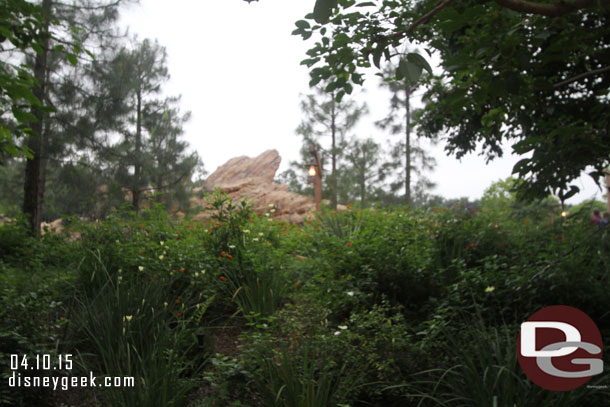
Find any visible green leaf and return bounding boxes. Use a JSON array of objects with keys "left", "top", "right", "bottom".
[
  {"left": 313, "top": 0, "right": 338, "bottom": 24},
  {"left": 406, "top": 52, "right": 433, "bottom": 74},
  {"left": 66, "top": 53, "right": 77, "bottom": 66},
  {"left": 295, "top": 20, "right": 311, "bottom": 29},
  {"left": 372, "top": 49, "right": 382, "bottom": 69},
  {"left": 398, "top": 58, "right": 422, "bottom": 83},
  {"left": 334, "top": 33, "right": 350, "bottom": 46},
  {"left": 11, "top": 107, "right": 37, "bottom": 124}
]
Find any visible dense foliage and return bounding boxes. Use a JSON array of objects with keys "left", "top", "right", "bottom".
[
  {"left": 1, "top": 190, "right": 609, "bottom": 406},
  {"left": 294, "top": 0, "right": 610, "bottom": 200}
]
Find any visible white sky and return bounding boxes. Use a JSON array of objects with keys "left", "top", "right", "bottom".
[{"left": 120, "top": 0, "right": 604, "bottom": 204}]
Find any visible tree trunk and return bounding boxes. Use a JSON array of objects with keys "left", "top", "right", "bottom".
[
  {"left": 330, "top": 97, "right": 337, "bottom": 210},
  {"left": 360, "top": 149, "right": 366, "bottom": 207},
  {"left": 606, "top": 169, "right": 610, "bottom": 214},
  {"left": 132, "top": 88, "right": 142, "bottom": 213},
  {"left": 23, "top": 0, "right": 52, "bottom": 236},
  {"left": 405, "top": 84, "right": 411, "bottom": 206}
]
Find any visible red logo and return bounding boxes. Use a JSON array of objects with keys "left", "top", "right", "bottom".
[{"left": 517, "top": 305, "right": 603, "bottom": 391}]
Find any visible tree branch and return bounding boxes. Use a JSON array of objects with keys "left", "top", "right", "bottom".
[
  {"left": 407, "top": 0, "right": 455, "bottom": 35},
  {"left": 493, "top": 0, "right": 608, "bottom": 17},
  {"left": 553, "top": 65, "right": 610, "bottom": 88}
]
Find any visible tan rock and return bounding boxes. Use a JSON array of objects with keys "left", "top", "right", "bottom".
[
  {"left": 204, "top": 149, "right": 281, "bottom": 189},
  {"left": 195, "top": 149, "right": 327, "bottom": 223}
]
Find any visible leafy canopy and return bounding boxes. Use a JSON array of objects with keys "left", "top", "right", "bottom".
[{"left": 291, "top": 0, "right": 610, "bottom": 201}]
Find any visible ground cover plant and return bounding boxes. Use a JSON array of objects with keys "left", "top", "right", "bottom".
[{"left": 1, "top": 192, "right": 609, "bottom": 406}]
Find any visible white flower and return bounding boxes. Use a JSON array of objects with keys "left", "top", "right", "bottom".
[
  {"left": 194, "top": 272, "right": 199, "bottom": 277},
  {"left": 338, "top": 325, "right": 348, "bottom": 330},
  {"left": 163, "top": 302, "right": 168, "bottom": 308},
  {"left": 268, "top": 203, "right": 274, "bottom": 208},
  {"left": 123, "top": 315, "right": 133, "bottom": 323},
  {"left": 259, "top": 232, "right": 264, "bottom": 236},
  {"left": 115, "top": 240, "right": 120, "bottom": 244},
  {"left": 201, "top": 269, "right": 206, "bottom": 275},
  {"left": 270, "top": 208, "right": 276, "bottom": 213},
  {"left": 160, "top": 241, "right": 164, "bottom": 246},
  {"left": 265, "top": 213, "right": 270, "bottom": 217},
  {"left": 253, "top": 238, "right": 259, "bottom": 242},
  {"left": 347, "top": 291, "right": 355, "bottom": 297},
  {"left": 138, "top": 266, "right": 144, "bottom": 272},
  {"left": 485, "top": 286, "right": 495, "bottom": 293},
  {"left": 334, "top": 331, "right": 341, "bottom": 336},
  {"left": 267, "top": 218, "right": 272, "bottom": 222},
  {"left": 243, "top": 229, "right": 250, "bottom": 234},
  {"left": 159, "top": 255, "right": 164, "bottom": 260},
  {"left": 228, "top": 244, "right": 236, "bottom": 249}
]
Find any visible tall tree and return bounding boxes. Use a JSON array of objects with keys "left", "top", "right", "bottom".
[
  {"left": 295, "top": 86, "right": 367, "bottom": 209},
  {"left": 376, "top": 60, "right": 436, "bottom": 205},
  {"left": 94, "top": 39, "right": 200, "bottom": 214},
  {"left": 144, "top": 98, "right": 203, "bottom": 212},
  {"left": 23, "top": 0, "right": 52, "bottom": 236},
  {"left": 17, "top": 0, "right": 126, "bottom": 235},
  {"left": 295, "top": 0, "right": 610, "bottom": 201},
  {"left": 341, "top": 137, "right": 389, "bottom": 207}
]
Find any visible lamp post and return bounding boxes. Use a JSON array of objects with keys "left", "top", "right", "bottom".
[{"left": 308, "top": 145, "right": 322, "bottom": 210}]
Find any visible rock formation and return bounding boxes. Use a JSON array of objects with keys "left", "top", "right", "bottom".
[{"left": 195, "top": 149, "right": 319, "bottom": 223}]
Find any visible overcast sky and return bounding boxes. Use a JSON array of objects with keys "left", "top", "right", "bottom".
[{"left": 119, "top": 0, "right": 603, "bottom": 204}]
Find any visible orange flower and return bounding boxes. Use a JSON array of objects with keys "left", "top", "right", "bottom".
[
  {"left": 179, "top": 268, "right": 184, "bottom": 273},
  {"left": 434, "top": 208, "right": 439, "bottom": 213},
  {"left": 228, "top": 254, "right": 233, "bottom": 259},
  {"left": 221, "top": 251, "right": 226, "bottom": 256},
  {"left": 146, "top": 234, "right": 151, "bottom": 238},
  {"left": 176, "top": 311, "right": 182, "bottom": 318},
  {"left": 220, "top": 276, "right": 227, "bottom": 281},
  {"left": 346, "top": 242, "right": 352, "bottom": 246}
]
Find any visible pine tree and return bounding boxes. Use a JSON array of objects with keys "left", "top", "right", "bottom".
[
  {"left": 19, "top": 0, "right": 127, "bottom": 235},
  {"left": 92, "top": 39, "right": 201, "bottom": 214},
  {"left": 294, "top": 86, "right": 367, "bottom": 209},
  {"left": 341, "top": 138, "right": 390, "bottom": 207},
  {"left": 376, "top": 60, "right": 436, "bottom": 206}
]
